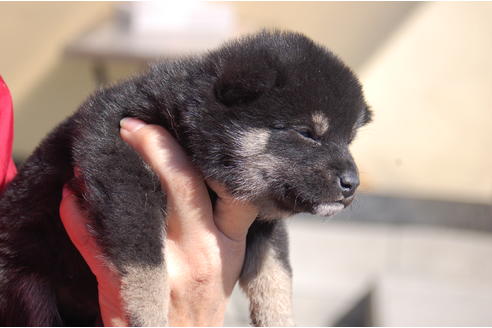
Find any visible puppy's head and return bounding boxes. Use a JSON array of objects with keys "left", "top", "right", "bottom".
[{"left": 192, "top": 30, "right": 371, "bottom": 219}]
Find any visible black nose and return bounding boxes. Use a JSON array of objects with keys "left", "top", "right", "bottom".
[{"left": 337, "top": 171, "right": 359, "bottom": 198}]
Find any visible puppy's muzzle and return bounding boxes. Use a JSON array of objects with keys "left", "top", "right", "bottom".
[
  {"left": 313, "top": 168, "right": 359, "bottom": 217},
  {"left": 337, "top": 169, "right": 359, "bottom": 198}
]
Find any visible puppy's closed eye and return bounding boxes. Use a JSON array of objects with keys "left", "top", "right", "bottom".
[
  {"left": 271, "top": 125, "right": 318, "bottom": 143},
  {"left": 293, "top": 128, "right": 317, "bottom": 142}
]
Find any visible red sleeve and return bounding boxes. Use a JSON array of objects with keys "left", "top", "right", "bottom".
[{"left": 0, "top": 76, "right": 17, "bottom": 192}]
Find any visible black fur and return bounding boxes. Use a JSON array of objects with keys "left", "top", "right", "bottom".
[{"left": 0, "top": 30, "right": 371, "bottom": 325}]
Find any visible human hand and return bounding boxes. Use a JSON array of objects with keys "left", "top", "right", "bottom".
[{"left": 59, "top": 118, "right": 258, "bottom": 326}]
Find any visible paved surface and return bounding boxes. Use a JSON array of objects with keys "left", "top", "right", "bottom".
[{"left": 225, "top": 213, "right": 492, "bottom": 326}]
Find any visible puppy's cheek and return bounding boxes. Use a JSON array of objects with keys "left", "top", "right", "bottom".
[
  {"left": 233, "top": 154, "right": 283, "bottom": 200},
  {"left": 229, "top": 127, "right": 278, "bottom": 198}
]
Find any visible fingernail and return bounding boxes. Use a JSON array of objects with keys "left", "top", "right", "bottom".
[{"left": 120, "top": 117, "right": 145, "bottom": 132}]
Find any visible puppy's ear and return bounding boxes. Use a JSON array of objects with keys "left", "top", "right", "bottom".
[{"left": 214, "top": 52, "right": 282, "bottom": 107}]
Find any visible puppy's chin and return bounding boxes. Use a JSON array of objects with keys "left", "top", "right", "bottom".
[
  {"left": 257, "top": 202, "right": 345, "bottom": 220},
  {"left": 257, "top": 201, "right": 294, "bottom": 220},
  {"left": 253, "top": 193, "right": 355, "bottom": 220},
  {"left": 312, "top": 202, "right": 345, "bottom": 217}
]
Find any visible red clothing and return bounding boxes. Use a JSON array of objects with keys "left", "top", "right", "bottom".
[{"left": 0, "top": 76, "right": 17, "bottom": 192}]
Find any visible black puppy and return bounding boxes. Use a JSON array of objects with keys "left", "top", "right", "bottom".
[{"left": 0, "top": 30, "right": 371, "bottom": 326}]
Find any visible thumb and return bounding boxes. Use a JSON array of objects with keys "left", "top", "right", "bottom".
[{"left": 207, "top": 180, "right": 258, "bottom": 242}]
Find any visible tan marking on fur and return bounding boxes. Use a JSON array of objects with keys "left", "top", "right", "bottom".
[
  {"left": 120, "top": 264, "right": 169, "bottom": 326},
  {"left": 312, "top": 111, "right": 330, "bottom": 135},
  {"left": 239, "top": 128, "right": 271, "bottom": 157},
  {"left": 232, "top": 128, "right": 284, "bottom": 200},
  {"left": 240, "top": 247, "right": 294, "bottom": 326},
  {"left": 315, "top": 202, "right": 344, "bottom": 217}
]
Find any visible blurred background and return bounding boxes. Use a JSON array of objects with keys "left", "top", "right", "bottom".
[{"left": 1, "top": 1, "right": 491, "bottom": 326}]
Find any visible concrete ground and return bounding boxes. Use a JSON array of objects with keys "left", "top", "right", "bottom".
[{"left": 225, "top": 211, "right": 492, "bottom": 326}]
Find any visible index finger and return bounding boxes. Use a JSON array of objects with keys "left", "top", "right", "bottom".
[{"left": 207, "top": 180, "right": 258, "bottom": 242}]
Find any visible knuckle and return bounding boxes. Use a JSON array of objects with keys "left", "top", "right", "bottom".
[
  {"left": 188, "top": 241, "right": 222, "bottom": 285},
  {"left": 190, "top": 269, "right": 214, "bottom": 285}
]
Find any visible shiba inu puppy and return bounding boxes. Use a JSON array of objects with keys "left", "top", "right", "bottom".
[{"left": 0, "top": 30, "right": 371, "bottom": 326}]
